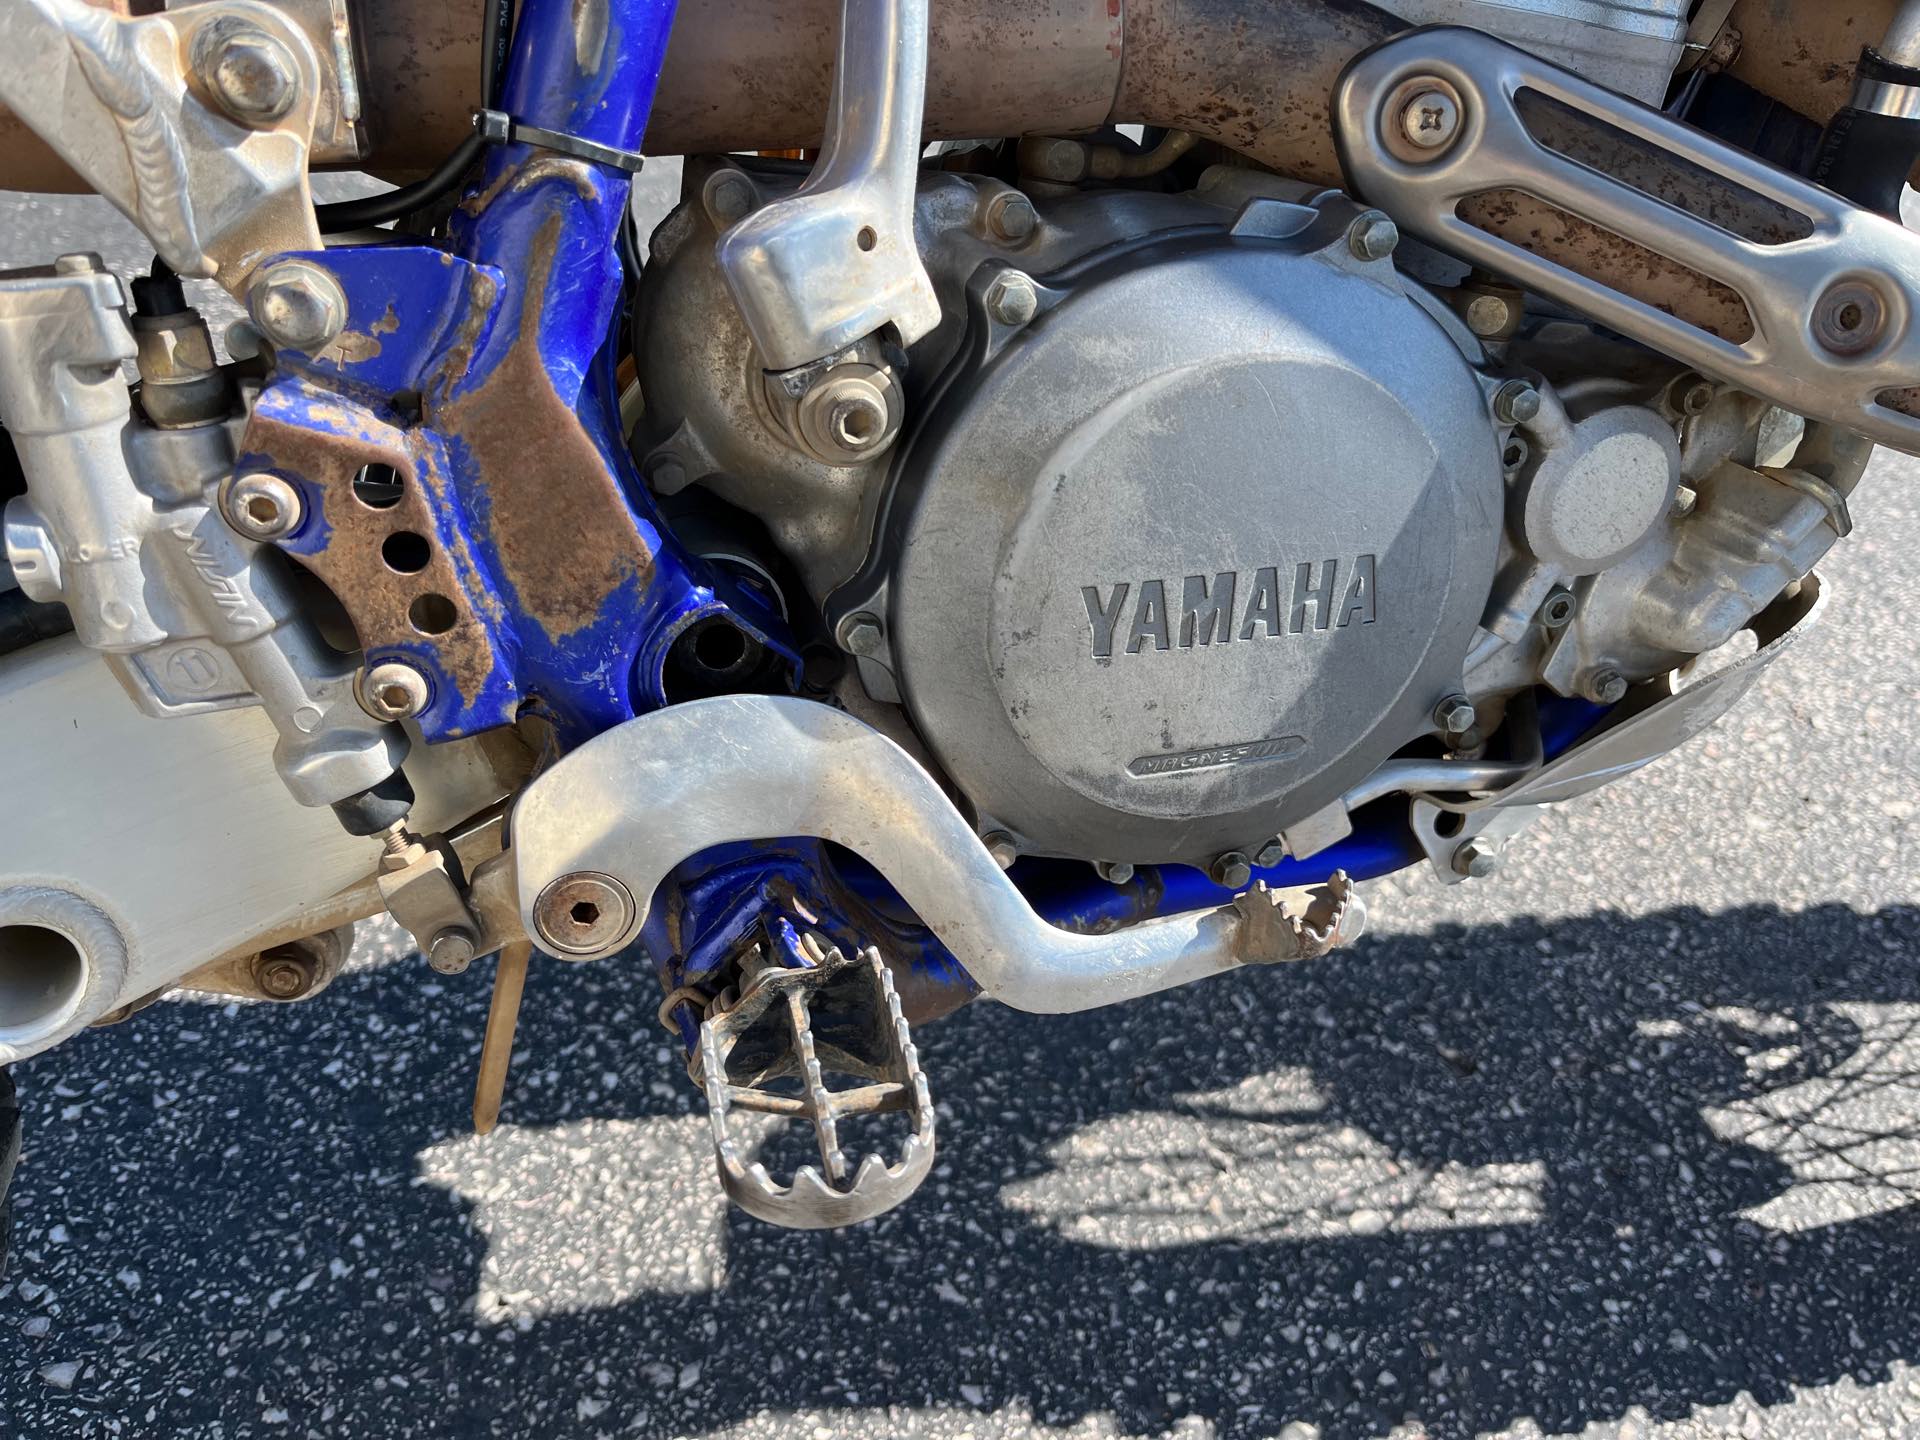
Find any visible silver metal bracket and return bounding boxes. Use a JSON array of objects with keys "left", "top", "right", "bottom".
[
  {"left": 713, "top": 0, "right": 941, "bottom": 370},
  {"left": 1334, "top": 26, "right": 1920, "bottom": 454},
  {"left": 692, "top": 923, "right": 935, "bottom": 1229}
]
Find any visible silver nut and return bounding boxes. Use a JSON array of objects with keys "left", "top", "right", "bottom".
[
  {"left": 1452, "top": 837, "right": 1502, "bottom": 880},
  {"left": 1401, "top": 88, "right": 1461, "bottom": 152},
  {"left": 1585, "top": 669, "right": 1629, "bottom": 705},
  {"left": 224, "top": 471, "right": 303, "bottom": 541},
  {"left": 1252, "top": 839, "right": 1287, "bottom": 869},
  {"left": 981, "top": 830, "right": 1018, "bottom": 869},
  {"left": 532, "top": 872, "right": 636, "bottom": 955},
  {"left": 204, "top": 28, "right": 298, "bottom": 124},
  {"left": 1094, "top": 860, "right": 1135, "bottom": 886},
  {"left": 984, "top": 270, "right": 1039, "bottom": 327},
  {"left": 427, "top": 927, "right": 477, "bottom": 975},
  {"left": 1347, "top": 211, "right": 1399, "bottom": 262},
  {"left": 358, "top": 661, "right": 431, "bottom": 721},
  {"left": 1209, "top": 852, "right": 1253, "bottom": 890},
  {"left": 1434, "top": 694, "right": 1477, "bottom": 735},
  {"left": 249, "top": 261, "right": 346, "bottom": 353},
  {"left": 1464, "top": 293, "right": 1514, "bottom": 338},
  {"left": 1539, "top": 587, "right": 1577, "bottom": 630},
  {"left": 1493, "top": 379, "right": 1542, "bottom": 426},
  {"left": 985, "top": 190, "right": 1038, "bottom": 244}
]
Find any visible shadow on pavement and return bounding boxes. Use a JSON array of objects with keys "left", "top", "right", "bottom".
[{"left": 3, "top": 900, "right": 1919, "bottom": 1438}]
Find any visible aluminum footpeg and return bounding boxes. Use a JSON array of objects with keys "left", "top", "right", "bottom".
[
  {"left": 713, "top": 0, "right": 940, "bottom": 369},
  {"left": 692, "top": 922, "right": 935, "bottom": 1229},
  {"left": 1334, "top": 27, "right": 1920, "bottom": 454}
]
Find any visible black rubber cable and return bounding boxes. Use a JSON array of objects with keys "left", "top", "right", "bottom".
[{"left": 313, "top": 0, "right": 510, "bottom": 234}]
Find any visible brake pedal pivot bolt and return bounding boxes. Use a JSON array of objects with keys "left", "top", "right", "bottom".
[
  {"left": 1400, "top": 88, "right": 1461, "bottom": 151},
  {"left": 358, "top": 661, "right": 431, "bottom": 721},
  {"left": 1493, "top": 379, "right": 1541, "bottom": 425},
  {"left": 984, "top": 270, "right": 1039, "bottom": 326},
  {"left": 1210, "top": 852, "right": 1253, "bottom": 890},
  {"left": 1452, "top": 837, "right": 1502, "bottom": 879},
  {"left": 1348, "top": 210, "right": 1399, "bottom": 261}
]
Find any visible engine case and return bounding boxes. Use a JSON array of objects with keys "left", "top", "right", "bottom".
[{"left": 841, "top": 196, "right": 1504, "bottom": 864}]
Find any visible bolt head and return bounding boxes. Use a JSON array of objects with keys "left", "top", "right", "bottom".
[
  {"left": 981, "top": 830, "right": 1018, "bottom": 869},
  {"left": 986, "top": 191, "right": 1038, "bottom": 244},
  {"left": 1094, "top": 860, "right": 1135, "bottom": 886},
  {"left": 1670, "top": 484, "right": 1699, "bottom": 519},
  {"left": 1464, "top": 293, "right": 1514, "bottom": 338},
  {"left": 254, "top": 956, "right": 309, "bottom": 999},
  {"left": 1252, "top": 839, "right": 1287, "bottom": 869},
  {"left": 1401, "top": 89, "right": 1461, "bottom": 151},
  {"left": 1493, "top": 379, "right": 1541, "bottom": 425},
  {"left": 1210, "top": 852, "right": 1253, "bottom": 890},
  {"left": 206, "top": 30, "right": 298, "bottom": 124},
  {"left": 358, "top": 661, "right": 431, "bottom": 721},
  {"left": 1452, "top": 838, "right": 1502, "bottom": 880},
  {"left": 827, "top": 393, "right": 888, "bottom": 453},
  {"left": 1540, "top": 588, "right": 1577, "bottom": 630},
  {"left": 532, "top": 872, "right": 636, "bottom": 955},
  {"left": 1812, "top": 280, "right": 1887, "bottom": 356},
  {"left": 1586, "top": 669, "right": 1629, "bottom": 705},
  {"left": 53, "top": 252, "right": 102, "bottom": 277},
  {"left": 1434, "top": 694, "right": 1477, "bottom": 735},
  {"left": 427, "top": 927, "right": 477, "bottom": 975},
  {"left": 984, "top": 270, "right": 1039, "bottom": 326},
  {"left": 839, "top": 613, "right": 884, "bottom": 658},
  {"left": 706, "top": 172, "right": 756, "bottom": 225},
  {"left": 249, "top": 261, "right": 346, "bottom": 353},
  {"left": 224, "top": 471, "right": 303, "bottom": 541},
  {"left": 1348, "top": 212, "right": 1399, "bottom": 262}
]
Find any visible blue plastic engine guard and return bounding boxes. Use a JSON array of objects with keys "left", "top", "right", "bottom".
[{"left": 237, "top": 0, "right": 1611, "bottom": 1029}]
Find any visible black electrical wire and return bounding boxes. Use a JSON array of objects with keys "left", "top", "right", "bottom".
[{"left": 314, "top": 0, "right": 511, "bottom": 234}]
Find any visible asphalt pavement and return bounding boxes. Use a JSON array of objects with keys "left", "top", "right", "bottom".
[{"left": 2, "top": 184, "right": 1919, "bottom": 1440}]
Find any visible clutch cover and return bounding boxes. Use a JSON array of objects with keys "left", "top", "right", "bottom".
[{"left": 879, "top": 222, "right": 1502, "bottom": 865}]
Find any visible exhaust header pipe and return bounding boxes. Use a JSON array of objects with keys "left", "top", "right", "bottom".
[{"left": 510, "top": 695, "right": 1365, "bottom": 1014}]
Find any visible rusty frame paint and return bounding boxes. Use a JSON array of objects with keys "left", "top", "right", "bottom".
[{"left": 237, "top": 0, "right": 797, "bottom": 742}]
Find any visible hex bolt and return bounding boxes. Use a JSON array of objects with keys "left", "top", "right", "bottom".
[
  {"left": 1094, "top": 860, "right": 1135, "bottom": 886},
  {"left": 981, "top": 830, "right": 1018, "bottom": 869},
  {"left": 839, "top": 612, "right": 884, "bottom": 658},
  {"left": 1209, "top": 852, "right": 1253, "bottom": 890},
  {"left": 985, "top": 191, "right": 1038, "bottom": 244},
  {"left": 248, "top": 260, "right": 346, "bottom": 353},
  {"left": 984, "top": 270, "right": 1039, "bottom": 326},
  {"left": 53, "top": 252, "right": 102, "bottom": 277},
  {"left": 223, "top": 471, "right": 303, "bottom": 541},
  {"left": 252, "top": 951, "right": 312, "bottom": 1000},
  {"left": 532, "top": 872, "right": 636, "bottom": 955},
  {"left": 1434, "top": 693, "right": 1477, "bottom": 735},
  {"left": 1400, "top": 88, "right": 1462, "bottom": 152},
  {"left": 1347, "top": 211, "right": 1399, "bottom": 262},
  {"left": 1252, "top": 839, "right": 1287, "bottom": 869},
  {"left": 1492, "top": 379, "right": 1542, "bottom": 426},
  {"left": 1464, "top": 293, "right": 1515, "bottom": 338},
  {"left": 706, "top": 172, "right": 755, "bottom": 225},
  {"left": 1452, "top": 837, "right": 1502, "bottom": 880},
  {"left": 1670, "top": 484, "right": 1699, "bottom": 519},
  {"left": 203, "top": 27, "right": 299, "bottom": 125},
  {"left": 1539, "top": 588, "right": 1578, "bottom": 630},
  {"left": 427, "top": 927, "right": 477, "bottom": 975},
  {"left": 1585, "top": 669, "right": 1630, "bottom": 705},
  {"left": 358, "top": 661, "right": 431, "bottom": 721}
]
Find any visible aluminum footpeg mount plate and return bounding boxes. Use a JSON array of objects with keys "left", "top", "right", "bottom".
[
  {"left": 713, "top": 0, "right": 941, "bottom": 369},
  {"left": 692, "top": 920, "right": 935, "bottom": 1229},
  {"left": 1334, "top": 26, "right": 1920, "bottom": 455}
]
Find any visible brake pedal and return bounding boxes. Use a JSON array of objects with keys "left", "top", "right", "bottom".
[{"left": 692, "top": 919, "right": 935, "bottom": 1228}]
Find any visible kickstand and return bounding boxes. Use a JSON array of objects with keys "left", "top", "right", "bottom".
[{"left": 472, "top": 941, "right": 533, "bottom": 1135}]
